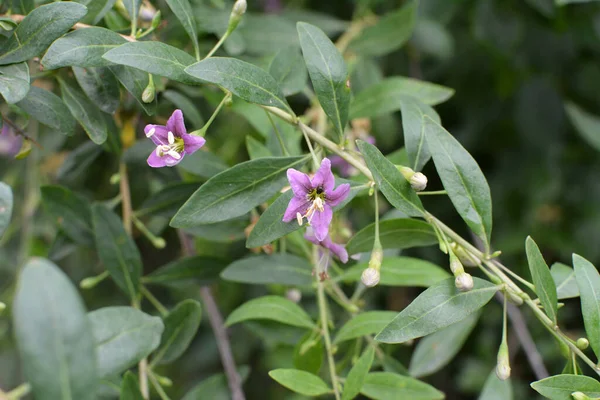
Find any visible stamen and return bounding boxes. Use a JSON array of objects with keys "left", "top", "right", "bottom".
[
  {"left": 296, "top": 212, "right": 303, "bottom": 226},
  {"left": 167, "top": 150, "right": 181, "bottom": 160},
  {"left": 314, "top": 197, "right": 324, "bottom": 212},
  {"left": 146, "top": 127, "right": 155, "bottom": 138},
  {"left": 168, "top": 131, "right": 175, "bottom": 145},
  {"left": 155, "top": 146, "right": 163, "bottom": 156}
]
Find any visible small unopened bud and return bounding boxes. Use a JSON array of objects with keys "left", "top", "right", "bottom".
[
  {"left": 496, "top": 342, "right": 511, "bottom": 380},
  {"left": 361, "top": 267, "right": 380, "bottom": 287},
  {"left": 150, "top": 10, "right": 162, "bottom": 28},
  {"left": 14, "top": 139, "right": 32, "bottom": 159},
  {"left": 368, "top": 245, "right": 383, "bottom": 271},
  {"left": 577, "top": 338, "right": 590, "bottom": 350},
  {"left": 410, "top": 172, "right": 427, "bottom": 191},
  {"left": 571, "top": 392, "right": 592, "bottom": 400},
  {"left": 80, "top": 271, "right": 109, "bottom": 289},
  {"left": 156, "top": 374, "right": 173, "bottom": 387},
  {"left": 228, "top": 0, "right": 247, "bottom": 32},
  {"left": 455, "top": 272, "right": 473, "bottom": 292},
  {"left": 0, "top": 21, "right": 14, "bottom": 31},
  {"left": 142, "top": 82, "right": 155, "bottom": 103},
  {"left": 451, "top": 243, "right": 479, "bottom": 267},
  {"left": 449, "top": 253, "right": 465, "bottom": 275},
  {"left": 286, "top": 288, "right": 302, "bottom": 303}
]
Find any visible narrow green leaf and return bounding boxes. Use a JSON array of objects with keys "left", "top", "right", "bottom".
[
  {"left": 185, "top": 57, "right": 291, "bottom": 112},
  {"left": 226, "top": 295, "right": 317, "bottom": 329},
  {"left": 120, "top": 371, "right": 144, "bottom": 400},
  {"left": 526, "top": 236, "right": 558, "bottom": 325},
  {"left": 10, "top": 0, "right": 33, "bottom": 14},
  {"left": 16, "top": 86, "right": 76, "bottom": 135},
  {"left": 0, "top": 2, "right": 87, "bottom": 65},
  {"left": 103, "top": 41, "right": 198, "bottom": 84},
  {"left": 177, "top": 150, "right": 229, "bottom": 179},
  {"left": 297, "top": 22, "right": 350, "bottom": 140},
  {"left": 221, "top": 254, "right": 313, "bottom": 286},
  {"left": 165, "top": 0, "right": 200, "bottom": 58},
  {"left": 0, "top": 182, "right": 13, "bottom": 239},
  {"left": 89, "top": 306, "right": 163, "bottom": 377},
  {"left": 551, "top": 262, "right": 579, "bottom": 300},
  {"left": 109, "top": 65, "right": 157, "bottom": 115},
  {"left": 342, "top": 346, "right": 375, "bottom": 400},
  {"left": 293, "top": 332, "right": 323, "bottom": 374},
  {"left": 357, "top": 140, "right": 425, "bottom": 217},
  {"left": 573, "top": 254, "right": 600, "bottom": 360},
  {"left": 143, "top": 256, "right": 228, "bottom": 286},
  {"left": 269, "top": 46, "right": 308, "bottom": 97},
  {"left": 269, "top": 369, "right": 331, "bottom": 396},
  {"left": 478, "top": 369, "right": 512, "bottom": 400},
  {"left": 409, "top": 312, "right": 480, "bottom": 378},
  {"left": 376, "top": 278, "right": 497, "bottom": 344},
  {"left": 350, "top": 77, "right": 454, "bottom": 119},
  {"left": 338, "top": 257, "right": 451, "bottom": 288},
  {"left": 122, "top": 0, "right": 142, "bottom": 29},
  {"left": 531, "top": 374, "right": 600, "bottom": 400},
  {"left": 0, "top": 62, "right": 29, "bottom": 104},
  {"left": 181, "top": 367, "right": 251, "bottom": 400},
  {"left": 60, "top": 79, "right": 109, "bottom": 144},
  {"left": 184, "top": 217, "right": 248, "bottom": 243},
  {"left": 334, "top": 311, "right": 398, "bottom": 344},
  {"left": 346, "top": 218, "right": 437, "bottom": 254},
  {"left": 42, "top": 27, "right": 126, "bottom": 70},
  {"left": 162, "top": 90, "right": 204, "bottom": 129},
  {"left": 171, "top": 156, "right": 309, "bottom": 226},
  {"left": 13, "top": 258, "right": 97, "bottom": 400},
  {"left": 75, "top": 0, "right": 117, "bottom": 25},
  {"left": 400, "top": 96, "right": 440, "bottom": 171},
  {"left": 565, "top": 101, "right": 600, "bottom": 152},
  {"left": 137, "top": 182, "right": 198, "bottom": 219},
  {"left": 246, "top": 135, "right": 272, "bottom": 159},
  {"left": 92, "top": 205, "right": 142, "bottom": 301},
  {"left": 73, "top": 67, "right": 121, "bottom": 114},
  {"left": 154, "top": 300, "right": 202, "bottom": 365},
  {"left": 361, "top": 372, "right": 444, "bottom": 400},
  {"left": 41, "top": 185, "right": 94, "bottom": 246},
  {"left": 424, "top": 116, "right": 492, "bottom": 253}
]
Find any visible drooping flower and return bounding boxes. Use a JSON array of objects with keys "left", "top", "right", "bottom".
[
  {"left": 304, "top": 227, "right": 348, "bottom": 264},
  {"left": 283, "top": 158, "right": 350, "bottom": 241},
  {"left": 145, "top": 109, "right": 205, "bottom": 168}
]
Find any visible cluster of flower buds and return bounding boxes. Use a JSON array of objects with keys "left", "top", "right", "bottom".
[
  {"left": 449, "top": 252, "right": 474, "bottom": 291},
  {"left": 361, "top": 242, "right": 382, "bottom": 287},
  {"left": 397, "top": 165, "right": 428, "bottom": 192}
]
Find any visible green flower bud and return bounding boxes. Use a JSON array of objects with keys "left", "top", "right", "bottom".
[
  {"left": 228, "top": 0, "right": 247, "bottom": 32},
  {"left": 151, "top": 10, "right": 162, "bottom": 29},
  {"left": 449, "top": 252, "right": 465, "bottom": 275},
  {"left": 142, "top": 84, "right": 155, "bottom": 103},
  {"left": 396, "top": 165, "right": 427, "bottom": 191},
  {"left": 80, "top": 271, "right": 109, "bottom": 289},
  {"left": 496, "top": 341, "right": 511, "bottom": 381},
  {"left": 577, "top": 338, "right": 590, "bottom": 350},
  {"left": 0, "top": 302, "right": 5, "bottom": 314},
  {"left": 455, "top": 272, "right": 474, "bottom": 292},
  {"left": 361, "top": 267, "right": 380, "bottom": 287}
]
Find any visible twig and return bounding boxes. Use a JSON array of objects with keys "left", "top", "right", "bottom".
[
  {"left": 177, "top": 230, "right": 245, "bottom": 400},
  {"left": 0, "top": 114, "right": 42, "bottom": 149}
]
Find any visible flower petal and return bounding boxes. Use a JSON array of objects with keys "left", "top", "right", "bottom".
[
  {"left": 304, "top": 227, "right": 319, "bottom": 245},
  {"left": 310, "top": 205, "right": 332, "bottom": 241},
  {"left": 147, "top": 149, "right": 168, "bottom": 168},
  {"left": 326, "top": 183, "right": 350, "bottom": 207},
  {"left": 287, "top": 168, "right": 312, "bottom": 196},
  {"left": 164, "top": 153, "right": 184, "bottom": 167},
  {"left": 325, "top": 239, "right": 348, "bottom": 263},
  {"left": 283, "top": 196, "right": 310, "bottom": 222},
  {"left": 166, "top": 109, "right": 187, "bottom": 136},
  {"left": 311, "top": 158, "right": 335, "bottom": 191},
  {"left": 183, "top": 134, "right": 206, "bottom": 154},
  {"left": 145, "top": 124, "right": 169, "bottom": 146}
]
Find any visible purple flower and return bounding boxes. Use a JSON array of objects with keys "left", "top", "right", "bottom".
[
  {"left": 0, "top": 124, "right": 22, "bottom": 158},
  {"left": 145, "top": 109, "right": 205, "bottom": 168},
  {"left": 283, "top": 158, "right": 350, "bottom": 241},
  {"left": 304, "top": 228, "right": 348, "bottom": 264}
]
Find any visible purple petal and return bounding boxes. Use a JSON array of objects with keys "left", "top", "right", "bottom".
[
  {"left": 326, "top": 183, "right": 350, "bottom": 207},
  {"left": 145, "top": 124, "right": 169, "bottom": 146},
  {"left": 310, "top": 205, "right": 332, "bottom": 241},
  {"left": 324, "top": 238, "right": 348, "bottom": 263},
  {"left": 183, "top": 134, "right": 206, "bottom": 154},
  {"left": 366, "top": 135, "right": 376, "bottom": 145},
  {"left": 287, "top": 168, "right": 312, "bottom": 196},
  {"left": 304, "top": 227, "right": 319, "bottom": 245},
  {"left": 283, "top": 196, "right": 310, "bottom": 222},
  {"left": 166, "top": 109, "right": 187, "bottom": 136},
  {"left": 147, "top": 149, "right": 168, "bottom": 168},
  {"left": 311, "top": 158, "right": 335, "bottom": 191}
]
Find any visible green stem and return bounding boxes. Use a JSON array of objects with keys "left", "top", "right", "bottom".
[
  {"left": 301, "top": 124, "right": 320, "bottom": 169},
  {"left": 265, "top": 110, "right": 289, "bottom": 156},
  {"left": 199, "top": 92, "right": 231, "bottom": 135},
  {"left": 132, "top": 214, "right": 166, "bottom": 249},
  {"left": 6, "top": 383, "right": 31, "bottom": 400},
  {"left": 148, "top": 370, "right": 172, "bottom": 400},
  {"left": 204, "top": 31, "right": 231, "bottom": 59},
  {"left": 373, "top": 189, "right": 381, "bottom": 248},
  {"left": 417, "top": 190, "right": 447, "bottom": 196},
  {"left": 141, "top": 286, "right": 168, "bottom": 317}
]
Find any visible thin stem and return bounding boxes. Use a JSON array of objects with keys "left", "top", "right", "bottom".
[
  {"left": 502, "top": 292, "right": 508, "bottom": 344},
  {"left": 417, "top": 190, "right": 448, "bottom": 196},
  {"left": 6, "top": 383, "right": 30, "bottom": 400},
  {"left": 148, "top": 370, "right": 171, "bottom": 400},
  {"left": 301, "top": 125, "right": 320, "bottom": 169},
  {"left": 317, "top": 277, "right": 341, "bottom": 400},
  {"left": 373, "top": 190, "right": 380, "bottom": 246},
  {"left": 495, "top": 261, "right": 536, "bottom": 292},
  {"left": 204, "top": 31, "right": 231, "bottom": 59},
  {"left": 200, "top": 93, "right": 231, "bottom": 135},
  {"left": 0, "top": 114, "right": 42, "bottom": 148},
  {"left": 265, "top": 110, "right": 289, "bottom": 156},
  {"left": 132, "top": 214, "right": 166, "bottom": 249},
  {"left": 141, "top": 286, "right": 168, "bottom": 317}
]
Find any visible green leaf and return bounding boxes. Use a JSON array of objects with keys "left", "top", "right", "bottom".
[
  {"left": 60, "top": 79, "right": 110, "bottom": 144},
  {"left": 269, "top": 46, "right": 308, "bottom": 97},
  {"left": 110, "top": 65, "right": 156, "bottom": 115},
  {"left": 143, "top": 256, "right": 228, "bottom": 286},
  {"left": 400, "top": 96, "right": 440, "bottom": 171},
  {"left": 526, "top": 236, "right": 558, "bottom": 325},
  {"left": 75, "top": 0, "right": 117, "bottom": 25},
  {"left": 338, "top": 257, "right": 451, "bottom": 288},
  {"left": 92, "top": 205, "right": 142, "bottom": 301},
  {"left": 357, "top": 140, "right": 425, "bottom": 217},
  {"left": 346, "top": 218, "right": 437, "bottom": 254},
  {"left": 297, "top": 22, "right": 350, "bottom": 140},
  {"left": 42, "top": 28, "right": 126, "bottom": 70},
  {"left": 73, "top": 67, "right": 121, "bottom": 114},
  {"left": 551, "top": 262, "right": 579, "bottom": 300},
  {"left": 177, "top": 150, "right": 228, "bottom": 179},
  {"left": 185, "top": 57, "right": 291, "bottom": 112},
  {"left": 350, "top": 78, "right": 454, "bottom": 119},
  {"left": 103, "top": 41, "right": 198, "bottom": 84},
  {"left": 165, "top": 0, "right": 200, "bottom": 58},
  {"left": 531, "top": 374, "right": 600, "bottom": 400},
  {"left": 13, "top": 258, "right": 97, "bottom": 400},
  {"left": 120, "top": 371, "right": 144, "bottom": 400},
  {"left": 225, "top": 295, "right": 317, "bottom": 329},
  {"left": 16, "top": 86, "right": 76, "bottom": 135},
  {"left": 162, "top": 90, "right": 204, "bottom": 129},
  {"left": 478, "top": 369, "right": 512, "bottom": 400},
  {"left": 293, "top": 332, "right": 323, "bottom": 374},
  {"left": 361, "top": 372, "right": 444, "bottom": 400},
  {"left": 334, "top": 311, "right": 398, "bottom": 344},
  {"left": 565, "top": 101, "right": 600, "bottom": 152},
  {"left": 424, "top": 116, "right": 493, "bottom": 253},
  {"left": 221, "top": 254, "right": 313, "bottom": 286},
  {"left": 376, "top": 277, "right": 497, "bottom": 344},
  {"left": 0, "top": 62, "right": 29, "bottom": 104},
  {"left": 184, "top": 217, "right": 248, "bottom": 243},
  {"left": 89, "top": 306, "right": 163, "bottom": 377},
  {"left": 573, "top": 254, "right": 600, "bottom": 360},
  {"left": 137, "top": 182, "right": 199, "bottom": 218},
  {"left": 181, "top": 367, "right": 251, "bottom": 400},
  {"left": 10, "top": 0, "right": 34, "bottom": 14},
  {"left": 342, "top": 346, "right": 375, "bottom": 400},
  {"left": 246, "top": 135, "right": 272, "bottom": 159},
  {"left": 409, "top": 312, "right": 480, "bottom": 378},
  {"left": 154, "top": 300, "right": 202, "bottom": 365},
  {"left": 122, "top": 0, "right": 141, "bottom": 28},
  {"left": 0, "top": 182, "right": 13, "bottom": 239},
  {"left": 41, "top": 185, "right": 94, "bottom": 246},
  {"left": 0, "top": 2, "right": 87, "bottom": 65},
  {"left": 171, "top": 156, "right": 308, "bottom": 226},
  {"left": 269, "top": 369, "right": 331, "bottom": 396},
  {"left": 349, "top": 1, "right": 418, "bottom": 56}
]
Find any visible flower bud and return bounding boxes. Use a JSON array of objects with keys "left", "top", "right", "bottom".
[
  {"left": 449, "top": 252, "right": 465, "bottom": 275},
  {"left": 142, "top": 82, "right": 155, "bottom": 103},
  {"left": 571, "top": 392, "right": 592, "bottom": 400},
  {"left": 151, "top": 10, "right": 162, "bottom": 29},
  {"left": 410, "top": 172, "right": 427, "bottom": 191},
  {"left": 156, "top": 374, "right": 173, "bottom": 387},
  {"left": 455, "top": 272, "right": 474, "bottom": 292},
  {"left": 361, "top": 267, "right": 380, "bottom": 287},
  {"left": 286, "top": 288, "right": 302, "bottom": 303},
  {"left": 80, "top": 271, "right": 109, "bottom": 289},
  {"left": 368, "top": 244, "right": 383, "bottom": 271},
  {"left": 451, "top": 243, "right": 479, "bottom": 267},
  {"left": 228, "top": 0, "right": 247, "bottom": 32},
  {"left": 577, "top": 338, "right": 590, "bottom": 350},
  {"left": 496, "top": 342, "right": 511, "bottom": 381}
]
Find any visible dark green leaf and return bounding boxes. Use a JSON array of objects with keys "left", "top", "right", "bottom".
[
  {"left": 165, "top": 0, "right": 200, "bottom": 58},
  {"left": 0, "top": 62, "right": 29, "bottom": 104},
  {"left": 269, "top": 369, "right": 331, "bottom": 396},
  {"left": 0, "top": 2, "right": 87, "bottom": 65},
  {"left": 184, "top": 217, "right": 248, "bottom": 243},
  {"left": 16, "top": 86, "right": 76, "bottom": 135},
  {"left": 400, "top": 96, "right": 440, "bottom": 171},
  {"left": 181, "top": 366, "right": 251, "bottom": 400},
  {"left": 154, "top": 300, "right": 202, "bottom": 365},
  {"left": 73, "top": 67, "right": 121, "bottom": 114},
  {"left": 346, "top": 218, "right": 437, "bottom": 254},
  {"left": 89, "top": 306, "right": 163, "bottom": 377},
  {"left": 177, "top": 150, "right": 229, "bottom": 179},
  {"left": 92, "top": 205, "right": 142, "bottom": 300},
  {"left": 376, "top": 278, "right": 497, "bottom": 343},
  {"left": 143, "top": 256, "right": 228, "bottom": 286},
  {"left": 221, "top": 254, "right": 313, "bottom": 286},
  {"left": 334, "top": 311, "right": 398, "bottom": 344},
  {"left": 573, "top": 254, "right": 600, "bottom": 360},
  {"left": 342, "top": 346, "right": 375, "bottom": 400},
  {"left": 357, "top": 140, "right": 425, "bottom": 217},
  {"left": 361, "top": 372, "right": 444, "bottom": 400},
  {"left": 120, "top": 371, "right": 144, "bottom": 400},
  {"left": 246, "top": 135, "right": 272, "bottom": 159},
  {"left": 551, "top": 262, "right": 579, "bottom": 300},
  {"left": 110, "top": 65, "right": 157, "bottom": 115},
  {"left": 526, "top": 236, "right": 558, "bottom": 325},
  {"left": 225, "top": 295, "right": 317, "bottom": 329},
  {"left": 185, "top": 57, "right": 291, "bottom": 112},
  {"left": 478, "top": 369, "right": 512, "bottom": 400},
  {"left": 293, "top": 332, "right": 323, "bottom": 374},
  {"left": 282, "top": 10, "right": 349, "bottom": 35},
  {"left": 0, "top": 182, "right": 13, "bottom": 239},
  {"left": 75, "top": 0, "right": 118, "bottom": 25},
  {"left": 10, "top": 0, "right": 33, "bottom": 14},
  {"left": 42, "top": 27, "right": 126, "bottom": 70},
  {"left": 122, "top": 0, "right": 142, "bottom": 28},
  {"left": 137, "top": 182, "right": 199, "bottom": 218},
  {"left": 162, "top": 90, "right": 204, "bottom": 129},
  {"left": 60, "top": 79, "right": 109, "bottom": 144},
  {"left": 425, "top": 116, "right": 492, "bottom": 253},
  {"left": 269, "top": 46, "right": 308, "bottom": 97},
  {"left": 13, "top": 258, "right": 97, "bottom": 400},
  {"left": 531, "top": 374, "right": 600, "bottom": 400},
  {"left": 41, "top": 185, "right": 94, "bottom": 246},
  {"left": 171, "top": 156, "right": 309, "bottom": 226}
]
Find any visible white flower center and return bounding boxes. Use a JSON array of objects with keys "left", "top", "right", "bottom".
[
  {"left": 154, "top": 131, "right": 184, "bottom": 159},
  {"left": 296, "top": 197, "right": 325, "bottom": 226}
]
